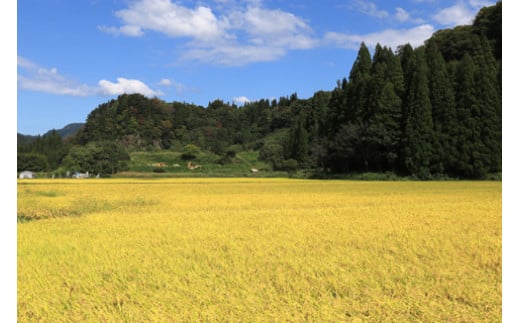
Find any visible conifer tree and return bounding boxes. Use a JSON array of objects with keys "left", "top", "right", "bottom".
[
  {"left": 473, "top": 36, "right": 501, "bottom": 173},
  {"left": 286, "top": 114, "right": 309, "bottom": 165},
  {"left": 402, "top": 48, "right": 434, "bottom": 178},
  {"left": 363, "top": 45, "right": 402, "bottom": 171},
  {"left": 325, "top": 78, "right": 348, "bottom": 138},
  {"left": 347, "top": 42, "right": 372, "bottom": 122},
  {"left": 454, "top": 54, "right": 484, "bottom": 178},
  {"left": 425, "top": 40, "right": 458, "bottom": 175},
  {"left": 397, "top": 44, "right": 416, "bottom": 173}
]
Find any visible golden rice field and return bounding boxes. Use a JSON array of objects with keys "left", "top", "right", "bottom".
[{"left": 17, "top": 178, "right": 501, "bottom": 322}]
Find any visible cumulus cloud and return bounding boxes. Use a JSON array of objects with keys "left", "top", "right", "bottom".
[
  {"left": 18, "top": 56, "right": 162, "bottom": 98},
  {"left": 232, "top": 96, "right": 251, "bottom": 105},
  {"left": 432, "top": 1, "right": 494, "bottom": 27},
  {"left": 325, "top": 24, "right": 435, "bottom": 50},
  {"left": 100, "top": 0, "right": 317, "bottom": 66},
  {"left": 432, "top": 3, "right": 474, "bottom": 26},
  {"left": 98, "top": 78, "right": 163, "bottom": 97}
]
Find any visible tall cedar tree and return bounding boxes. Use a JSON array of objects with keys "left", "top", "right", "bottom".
[
  {"left": 402, "top": 48, "right": 434, "bottom": 179},
  {"left": 397, "top": 44, "right": 417, "bottom": 174},
  {"left": 454, "top": 54, "right": 483, "bottom": 178},
  {"left": 472, "top": 35, "right": 501, "bottom": 173},
  {"left": 325, "top": 78, "right": 348, "bottom": 138},
  {"left": 286, "top": 114, "right": 309, "bottom": 165},
  {"left": 425, "top": 40, "right": 458, "bottom": 175},
  {"left": 365, "top": 45, "right": 403, "bottom": 171},
  {"left": 347, "top": 42, "right": 372, "bottom": 123}
]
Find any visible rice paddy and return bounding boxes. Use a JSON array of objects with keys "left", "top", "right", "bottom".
[{"left": 17, "top": 178, "right": 501, "bottom": 321}]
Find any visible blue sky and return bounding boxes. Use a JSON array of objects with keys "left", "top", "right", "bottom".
[{"left": 17, "top": 0, "right": 497, "bottom": 135}]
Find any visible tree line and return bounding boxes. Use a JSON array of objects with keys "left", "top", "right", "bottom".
[{"left": 18, "top": 2, "right": 501, "bottom": 179}]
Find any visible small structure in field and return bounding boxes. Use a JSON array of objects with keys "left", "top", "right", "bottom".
[
  {"left": 19, "top": 171, "right": 36, "bottom": 179},
  {"left": 187, "top": 161, "right": 201, "bottom": 170},
  {"left": 72, "top": 171, "right": 90, "bottom": 179},
  {"left": 151, "top": 162, "right": 167, "bottom": 167}
]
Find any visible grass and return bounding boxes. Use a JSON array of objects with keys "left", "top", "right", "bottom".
[
  {"left": 17, "top": 179, "right": 501, "bottom": 321},
  {"left": 125, "top": 150, "right": 275, "bottom": 178}
]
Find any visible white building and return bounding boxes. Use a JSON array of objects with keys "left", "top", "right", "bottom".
[{"left": 19, "top": 171, "right": 35, "bottom": 179}]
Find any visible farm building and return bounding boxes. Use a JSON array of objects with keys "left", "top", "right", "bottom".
[
  {"left": 19, "top": 171, "right": 35, "bottom": 179},
  {"left": 72, "top": 171, "right": 90, "bottom": 179}
]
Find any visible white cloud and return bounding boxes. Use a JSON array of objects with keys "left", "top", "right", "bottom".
[
  {"left": 432, "top": 3, "right": 474, "bottom": 26},
  {"left": 395, "top": 8, "right": 411, "bottom": 23},
  {"left": 98, "top": 25, "right": 144, "bottom": 37},
  {"left": 157, "top": 78, "right": 190, "bottom": 96},
  {"left": 98, "top": 78, "right": 163, "bottom": 97},
  {"left": 325, "top": 24, "right": 435, "bottom": 50},
  {"left": 18, "top": 56, "right": 162, "bottom": 98},
  {"left": 468, "top": 0, "right": 494, "bottom": 9},
  {"left": 100, "top": 0, "right": 226, "bottom": 41},
  {"left": 182, "top": 44, "right": 286, "bottom": 66},
  {"left": 352, "top": 2, "right": 424, "bottom": 25},
  {"left": 232, "top": 96, "right": 251, "bottom": 105},
  {"left": 101, "top": 0, "right": 317, "bottom": 66},
  {"left": 17, "top": 56, "right": 93, "bottom": 96},
  {"left": 158, "top": 78, "right": 172, "bottom": 86},
  {"left": 431, "top": 1, "right": 496, "bottom": 27},
  {"left": 354, "top": 0, "right": 389, "bottom": 19},
  {"left": 394, "top": 7, "right": 425, "bottom": 24}
]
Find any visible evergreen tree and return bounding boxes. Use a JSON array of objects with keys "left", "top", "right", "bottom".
[
  {"left": 425, "top": 40, "right": 458, "bottom": 175},
  {"left": 453, "top": 54, "right": 484, "bottom": 178},
  {"left": 397, "top": 44, "right": 417, "bottom": 173},
  {"left": 325, "top": 78, "right": 348, "bottom": 138},
  {"left": 364, "top": 45, "right": 403, "bottom": 171},
  {"left": 472, "top": 36, "right": 501, "bottom": 173},
  {"left": 402, "top": 48, "right": 434, "bottom": 179},
  {"left": 285, "top": 114, "right": 309, "bottom": 165},
  {"left": 346, "top": 42, "right": 372, "bottom": 122}
]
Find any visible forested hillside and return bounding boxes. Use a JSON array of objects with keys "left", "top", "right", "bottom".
[{"left": 18, "top": 2, "right": 501, "bottom": 179}]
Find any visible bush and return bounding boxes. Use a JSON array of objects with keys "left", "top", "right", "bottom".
[
  {"left": 225, "top": 148, "right": 237, "bottom": 158},
  {"left": 17, "top": 153, "right": 49, "bottom": 172},
  {"left": 181, "top": 144, "right": 201, "bottom": 160},
  {"left": 259, "top": 143, "right": 284, "bottom": 166},
  {"left": 280, "top": 159, "right": 298, "bottom": 172},
  {"left": 62, "top": 141, "right": 130, "bottom": 175}
]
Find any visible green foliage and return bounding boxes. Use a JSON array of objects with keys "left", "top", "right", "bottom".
[
  {"left": 17, "top": 130, "right": 70, "bottom": 170},
  {"left": 280, "top": 159, "right": 298, "bottom": 172},
  {"left": 259, "top": 143, "right": 284, "bottom": 169},
  {"left": 402, "top": 48, "right": 434, "bottom": 179},
  {"left": 17, "top": 153, "right": 49, "bottom": 172},
  {"left": 181, "top": 144, "right": 201, "bottom": 160},
  {"left": 284, "top": 115, "right": 309, "bottom": 165},
  {"left": 62, "top": 141, "right": 130, "bottom": 175}
]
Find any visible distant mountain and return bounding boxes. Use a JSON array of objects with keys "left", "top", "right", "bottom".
[
  {"left": 17, "top": 133, "right": 38, "bottom": 145},
  {"left": 44, "top": 123, "right": 85, "bottom": 139},
  {"left": 18, "top": 123, "right": 85, "bottom": 145}
]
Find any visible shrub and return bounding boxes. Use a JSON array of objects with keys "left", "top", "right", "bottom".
[
  {"left": 281, "top": 159, "right": 298, "bottom": 172},
  {"left": 181, "top": 144, "right": 201, "bottom": 160},
  {"left": 17, "top": 153, "right": 49, "bottom": 172}
]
